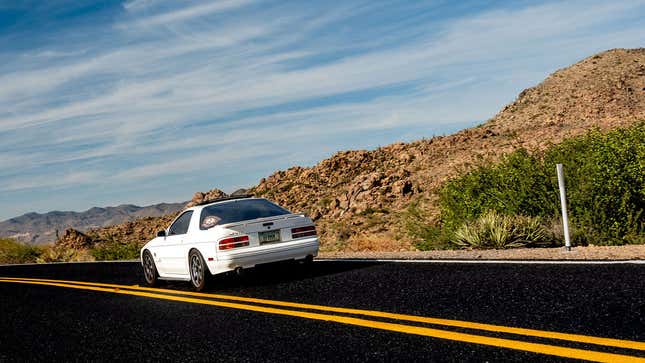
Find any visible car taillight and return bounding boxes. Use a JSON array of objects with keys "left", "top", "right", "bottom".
[
  {"left": 219, "top": 235, "right": 250, "bottom": 250},
  {"left": 291, "top": 225, "right": 317, "bottom": 239}
]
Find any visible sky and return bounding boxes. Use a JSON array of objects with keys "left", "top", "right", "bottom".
[{"left": 0, "top": 0, "right": 644, "bottom": 221}]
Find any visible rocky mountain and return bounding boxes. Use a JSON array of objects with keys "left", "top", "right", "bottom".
[
  {"left": 0, "top": 202, "right": 185, "bottom": 245},
  {"left": 251, "top": 48, "right": 645, "bottom": 250},
  {"left": 55, "top": 48, "right": 645, "bottom": 252}
]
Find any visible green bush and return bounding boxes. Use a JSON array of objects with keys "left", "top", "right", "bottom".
[
  {"left": 0, "top": 238, "right": 42, "bottom": 264},
  {"left": 440, "top": 149, "right": 557, "bottom": 231},
  {"left": 91, "top": 242, "right": 140, "bottom": 261},
  {"left": 440, "top": 123, "right": 645, "bottom": 246},
  {"left": 402, "top": 201, "right": 452, "bottom": 250},
  {"left": 543, "top": 125, "right": 645, "bottom": 244}
]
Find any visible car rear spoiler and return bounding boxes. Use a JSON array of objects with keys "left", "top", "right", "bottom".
[{"left": 216, "top": 213, "right": 308, "bottom": 229}]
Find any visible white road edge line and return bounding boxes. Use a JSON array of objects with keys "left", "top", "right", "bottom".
[
  {"left": 1, "top": 259, "right": 643, "bottom": 267},
  {"left": 317, "top": 259, "right": 645, "bottom": 265},
  {"left": 0, "top": 260, "right": 140, "bottom": 267}
]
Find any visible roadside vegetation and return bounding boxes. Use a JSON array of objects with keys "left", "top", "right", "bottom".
[
  {"left": 0, "top": 238, "right": 42, "bottom": 264},
  {"left": 36, "top": 245, "right": 94, "bottom": 263},
  {"left": 408, "top": 123, "right": 645, "bottom": 250},
  {"left": 0, "top": 237, "right": 134, "bottom": 264},
  {"left": 90, "top": 241, "right": 140, "bottom": 261}
]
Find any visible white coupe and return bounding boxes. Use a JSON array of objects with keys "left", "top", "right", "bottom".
[{"left": 140, "top": 196, "right": 319, "bottom": 291}]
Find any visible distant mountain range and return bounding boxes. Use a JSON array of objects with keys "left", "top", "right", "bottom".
[{"left": 0, "top": 202, "right": 185, "bottom": 245}]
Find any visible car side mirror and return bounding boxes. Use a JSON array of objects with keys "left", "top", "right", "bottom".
[{"left": 157, "top": 230, "right": 166, "bottom": 237}]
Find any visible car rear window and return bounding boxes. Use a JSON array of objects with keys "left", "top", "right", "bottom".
[{"left": 199, "top": 199, "right": 291, "bottom": 229}]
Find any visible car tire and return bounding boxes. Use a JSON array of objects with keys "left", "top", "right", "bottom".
[
  {"left": 142, "top": 250, "right": 159, "bottom": 287},
  {"left": 189, "top": 249, "right": 208, "bottom": 291}
]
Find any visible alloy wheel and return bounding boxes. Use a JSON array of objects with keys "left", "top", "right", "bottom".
[{"left": 190, "top": 254, "right": 203, "bottom": 287}]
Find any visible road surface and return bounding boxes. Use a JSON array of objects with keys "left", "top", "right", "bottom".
[{"left": 0, "top": 260, "right": 643, "bottom": 362}]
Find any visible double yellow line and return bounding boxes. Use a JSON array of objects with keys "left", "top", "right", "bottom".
[{"left": 1, "top": 276, "right": 643, "bottom": 362}]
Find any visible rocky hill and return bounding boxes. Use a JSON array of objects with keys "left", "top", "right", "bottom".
[
  {"left": 0, "top": 202, "right": 185, "bottom": 245},
  {"left": 251, "top": 48, "right": 645, "bottom": 250},
  {"left": 54, "top": 48, "right": 645, "bottom": 252}
]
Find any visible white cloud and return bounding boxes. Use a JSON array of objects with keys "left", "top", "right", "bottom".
[
  {"left": 123, "top": 0, "right": 157, "bottom": 11},
  {"left": 120, "top": 0, "right": 256, "bottom": 28},
  {"left": 0, "top": 171, "right": 103, "bottom": 192}
]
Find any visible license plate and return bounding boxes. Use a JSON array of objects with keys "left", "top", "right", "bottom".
[{"left": 259, "top": 230, "right": 281, "bottom": 244}]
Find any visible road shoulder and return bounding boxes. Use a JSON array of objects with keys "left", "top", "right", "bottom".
[{"left": 319, "top": 244, "right": 645, "bottom": 261}]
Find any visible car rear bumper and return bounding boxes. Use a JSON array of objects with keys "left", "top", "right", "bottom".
[{"left": 206, "top": 237, "right": 319, "bottom": 275}]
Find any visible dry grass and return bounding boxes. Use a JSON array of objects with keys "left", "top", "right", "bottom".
[{"left": 36, "top": 245, "right": 94, "bottom": 263}]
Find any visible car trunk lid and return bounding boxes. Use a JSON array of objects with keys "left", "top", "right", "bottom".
[{"left": 218, "top": 214, "right": 314, "bottom": 246}]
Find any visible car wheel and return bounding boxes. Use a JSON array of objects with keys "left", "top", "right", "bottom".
[
  {"left": 189, "top": 250, "right": 208, "bottom": 291},
  {"left": 142, "top": 250, "right": 159, "bottom": 287}
]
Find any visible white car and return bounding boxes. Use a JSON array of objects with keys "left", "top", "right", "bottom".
[{"left": 140, "top": 195, "right": 319, "bottom": 291}]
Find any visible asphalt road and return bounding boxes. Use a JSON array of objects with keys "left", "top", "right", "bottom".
[{"left": 0, "top": 260, "right": 643, "bottom": 362}]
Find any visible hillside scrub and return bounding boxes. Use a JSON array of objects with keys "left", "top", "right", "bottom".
[
  {"left": 437, "top": 123, "right": 644, "bottom": 248},
  {"left": 90, "top": 241, "right": 140, "bottom": 261},
  {"left": 0, "top": 237, "right": 123, "bottom": 263},
  {"left": 0, "top": 238, "right": 42, "bottom": 264}
]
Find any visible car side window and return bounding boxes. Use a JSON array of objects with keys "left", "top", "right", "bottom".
[{"left": 168, "top": 211, "right": 193, "bottom": 236}]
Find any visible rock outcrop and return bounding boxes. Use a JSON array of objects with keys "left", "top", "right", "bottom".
[
  {"left": 185, "top": 189, "right": 228, "bottom": 208},
  {"left": 55, "top": 228, "right": 93, "bottom": 250}
]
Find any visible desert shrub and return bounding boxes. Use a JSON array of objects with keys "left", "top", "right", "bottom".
[
  {"left": 452, "top": 211, "right": 550, "bottom": 249},
  {"left": 543, "top": 125, "right": 645, "bottom": 244},
  {"left": 513, "top": 215, "right": 549, "bottom": 246},
  {"left": 440, "top": 123, "right": 644, "bottom": 246},
  {"left": 440, "top": 149, "right": 557, "bottom": 231},
  {"left": 37, "top": 246, "right": 77, "bottom": 263},
  {"left": 36, "top": 245, "right": 94, "bottom": 263},
  {"left": 403, "top": 201, "right": 452, "bottom": 250},
  {"left": 541, "top": 216, "right": 596, "bottom": 246},
  {"left": 91, "top": 242, "right": 139, "bottom": 261},
  {"left": 0, "top": 238, "right": 42, "bottom": 264},
  {"left": 91, "top": 242, "right": 140, "bottom": 261}
]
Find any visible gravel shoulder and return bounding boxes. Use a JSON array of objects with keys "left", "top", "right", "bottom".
[{"left": 319, "top": 244, "right": 645, "bottom": 260}]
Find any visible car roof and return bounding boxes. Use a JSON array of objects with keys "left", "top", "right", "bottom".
[
  {"left": 194, "top": 194, "right": 256, "bottom": 207},
  {"left": 176, "top": 195, "right": 259, "bottom": 219}
]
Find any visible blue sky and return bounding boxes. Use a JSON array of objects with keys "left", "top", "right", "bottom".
[{"left": 0, "top": 0, "right": 644, "bottom": 220}]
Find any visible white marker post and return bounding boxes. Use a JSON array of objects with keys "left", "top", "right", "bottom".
[{"left": 556, "top": 164, "right": 571, "bottom": 251}]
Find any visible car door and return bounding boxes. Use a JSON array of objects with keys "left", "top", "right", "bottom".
[{"left": 157, "top": 210, "right": 193, "bottom": 276}]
